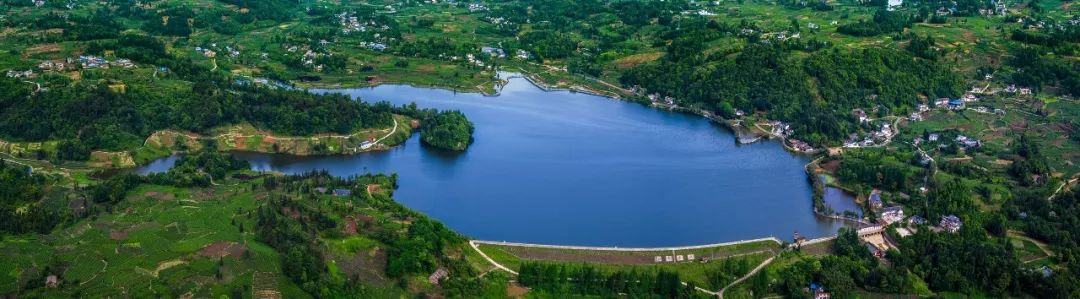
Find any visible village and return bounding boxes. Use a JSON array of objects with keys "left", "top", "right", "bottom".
[{"left": 5, "top": 54, "right": 136, "bottom": 80}]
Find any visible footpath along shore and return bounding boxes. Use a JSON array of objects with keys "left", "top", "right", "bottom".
[{"left": 470, "top": 237, "right": 783, "bottom": 252}]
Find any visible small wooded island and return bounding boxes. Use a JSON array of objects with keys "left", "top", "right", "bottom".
[{"left": 421, "top": 110, "right": 475, "bottom": 151}]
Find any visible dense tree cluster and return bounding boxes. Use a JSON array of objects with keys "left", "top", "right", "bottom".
[
  {"left": 254, "top": 172, "right": 481, "bottom": 297},
  {"left": 836, "top": 150, "right": 916, "bottom": 192},
  {"left": 91, "top": 151, "right": 251, "bottom": 205},
  {"left": 217, "top": 0, "right": 300, "bottom": 23},
  {"left": 517, "top": 262, "right": 706, "bottom": 298},
  {"left": 0, "top": 160, "right": 57, "bottom": 235},
  {"left": 775, "top": 225, "right": 1025, "bottom": 297},
  {"left": 0, "top": 32, "right": 405, "bottom": 160},
  {"left": 623, "top": 43, "right": 962, "bottom": 145},
  {"left": 1007, "top": 135, "right": 1051, "bottom": 186},
  {"left": 1008, "top": 46, "right": 1080, "bottom": 96},
  {"left": 1003, "top": 179, "right": 1080, "bottom": 296},
  {"left": 775, "top": 228, "right": 910, "bottom": 297},
  {"left": 396, "top": 37, "right": 478, "bottom": 61},
  {"left": 836, "top": 10, "right": 913, "bottom": 37},
  {"left": 420, "top": 110, "right": 474, "bottom": 151},
  {"left": 905, "top": 34, "right": 942, "bottom": 60},
  {"left": 519, "top": 31, "right": 579, "bottom": 60}
]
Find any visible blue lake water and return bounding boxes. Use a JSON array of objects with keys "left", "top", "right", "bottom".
[
  {"left": 137, "top": 76, "right": 845, "bottom": 247},
  {"left": 822, "top": 187, "right": 863, "bottom": 217}
]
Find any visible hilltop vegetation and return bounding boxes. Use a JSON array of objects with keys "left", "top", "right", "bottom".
[
  {"left": 623, "top": 44, "right": 964, "bottom": 144},
  {"left": 0, "top": 161, "right": 56, "bottom": 235},
  {"left": 0, "top": 152, "right": 505, "bottom": 297},
  {"left": 421, "top": 110, "right": 474, "bottom": 151}
]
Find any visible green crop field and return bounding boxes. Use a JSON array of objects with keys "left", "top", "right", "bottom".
[{"left": 0, "top": 183, "right": 305, "bottom": 298}]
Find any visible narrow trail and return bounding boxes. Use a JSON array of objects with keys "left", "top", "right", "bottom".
[
  {"left": 468, "top": 240, "right": 518, "bottom": 275},
  {"left": 79, "top": 259, "right": 109, "bottom": 286},
  {"left": 0, "top": 153, "right": 35, "bottom": 173},
  {"left": 687, "top": 282, "right": 718, "bottom": 296},
  {"left": 372, "top": 117, "right": 399, "bottom": 145},
  {"left": 1048, "top": 177, "right": 1078, "bottom": 201},
  {"left": 145, "top": 117, "right": 401, "bottom": 150},
  {"left": 718, "top": 256, "right": 776, "bottom": 299},
  {"left": 23, "top": 80, "right": 41, "bottom": 93},
  {"left": 1008, "top": 230, "right": 1055, "bottom": 259}
]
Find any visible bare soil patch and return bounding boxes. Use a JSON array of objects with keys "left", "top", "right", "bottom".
[
  {"left": 344, "top": 216, "right": 359, "bottom": 235},
  {"left": 821, "top": 160, "right": 842, "bottom": 173},
  {"left": 1009, "top": 119, "right": 1029, "bottom": 131},
  {"left": 24, "top": 43, "right": 61, "bottom": 56},
  {"left": 366, "top": 184, "right": 382, "bottom": 195},
  {"left": 333, "top": 247, "right": 390, "bottom": 287},
  {"left": 88, "top": 151, "right": 135, "bottom": 168},
  {"left": 614, "top": 52, "right": 664, "bottom": 70},
  {"left": 199, "top": 241, "right": 248, "bottom": 258},
  {"left": 417, "top": 64, "right": 436, "bottom": 73},
  {"left": 991, "top": 159, "right": 1013, "bottom": 168},
  {"left": 282, "top": 207, "right": 300, "bottom": 220},
  {"left": 799, "top": 239, "right": 837, "bottom": 256},
  {"left": 1051, "top": 122, "right": 1073, "bottom": 134},
  {"left": 143, "top": 191, "right": 176, "bottom": 200},
  {"left": 153, "top": 260, "right": 187, "bottom": 277},
  {"left": 506, "top": 283, "right": 529, "bottom": 297},
  {"left": 109, "top": 230, "right": 129, "bottom": 240},
  {"left": 234, "top": 136, "right": 248, "bottom": 150}
]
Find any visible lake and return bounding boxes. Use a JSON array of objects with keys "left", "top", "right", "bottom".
[
  {"left": 137, "top": 75, "right": 845, "bottom": 247},
  {"left": 822, "top": 187, "right": 863, "bottom": 218}
]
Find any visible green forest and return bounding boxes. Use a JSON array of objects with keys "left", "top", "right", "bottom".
[{"left": 421, "top": 110, "right": 474, "bottom": 151}]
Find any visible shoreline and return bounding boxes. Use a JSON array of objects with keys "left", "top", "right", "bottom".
[
  {"left": 471, "top": 237, "right": 783, "bottom": 252},
  {"left": 125, "top": 116, "right": 413, "bottom": 168},
  {"left": 298, "top": 77, "right": 504, "bottom": 96},
  {"left": 806, "top": 158, "right": 875, "bottom": 227},
  {"left": 35, "top": 70, "right": 852, "bottom": 249},
  {"left": 304, "top": 68, "right": 814, "bottom": 158}
]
